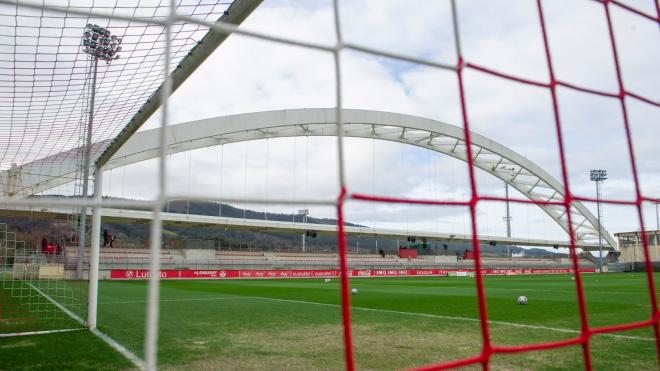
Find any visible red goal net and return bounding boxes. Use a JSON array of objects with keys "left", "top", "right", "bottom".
[
  {"left": 0, "top": 0, "right": 658, "bottom": 369},
  {"left": 340, "top": 1, "right": 660, "bottom": 369}
]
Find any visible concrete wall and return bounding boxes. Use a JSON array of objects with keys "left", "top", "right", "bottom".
[
  {"left": 183, "top": 249, "right": 216, "bottom": 260},
  {"left": 619, "top": 244, "right": 660, "bottom": 263}
]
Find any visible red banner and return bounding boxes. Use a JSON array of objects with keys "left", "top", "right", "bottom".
[
  {"left": 109, "top": 267, "right": 596, "bottom": 280},
  {"left": 398, "top": 248, "right": 418, "bottom": 259}
]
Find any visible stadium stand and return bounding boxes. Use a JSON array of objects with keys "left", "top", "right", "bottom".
[{"left": 60, "top": 244, "right": 598, "bottom": 274}]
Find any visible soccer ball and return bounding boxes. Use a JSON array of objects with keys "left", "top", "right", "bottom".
[
  {"left": 517, "top": 295, "right": 528, "bottom": 305},
  {"left": 324, "top": 278, "right": 331, "bottom": 283},
  {"left": 351, "top": 288, "right": 358, "bottom": 295}
]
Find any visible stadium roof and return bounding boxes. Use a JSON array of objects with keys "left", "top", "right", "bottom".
[{"left": 0, "top": 0, "right": 260, "bottom": 172}]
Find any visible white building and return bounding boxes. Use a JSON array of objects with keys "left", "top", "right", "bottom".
[{"left": 615, "top": 230, "right": 660, "bottom": 262}]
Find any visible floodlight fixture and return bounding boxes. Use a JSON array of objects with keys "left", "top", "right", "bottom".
[
  {"left": 589, "top": 169, "right": 607, "bottom": 273},
  {"left": 82, "top": 24, "right": 122, "bottom": 64},
  {"left": 590, "top": 169, "right": 607, "bottom": 182},
  {"left": 297, "top": 208, "right": 309, "bottom": 223}
]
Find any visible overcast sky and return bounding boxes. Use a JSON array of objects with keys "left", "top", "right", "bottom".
[{"left": 54, "top": 0, "right": 659, "bottom": 249}]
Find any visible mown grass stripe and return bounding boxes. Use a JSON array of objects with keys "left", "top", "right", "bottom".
[{"left": 99, "top": 293, "right": 655, "bottom": 342}]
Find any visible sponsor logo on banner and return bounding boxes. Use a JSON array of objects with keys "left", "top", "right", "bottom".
[
  {"left": 192, "top": 271, "right": 210, "bottom": 278},
  {"left": 136, "top": 270, "right": 149, "bottom": 278}
]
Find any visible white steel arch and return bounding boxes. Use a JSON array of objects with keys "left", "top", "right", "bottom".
[{"left": 0, "top": 108, "right": 616, "bottom": 249}]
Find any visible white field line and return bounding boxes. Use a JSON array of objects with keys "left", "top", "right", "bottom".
[
  {"left": 197, "top": 277, "right": 654, "bottom": 299},
  {"left": 99, "top": 295, "right": 244, "bottom": 305},
  {"left": 0, "top": 328, "right": 84, "bottom": 338},
  {"left": 26, "top": 282, "right": 85, "bottom": 326},
  {"left": 247, "top": 296, "right": 656, "bottom": 342},
  {"left": 352, "top": 285, "right": 653, "bottom": 308},
  {"left": 121, "top": 293, "right": 655, "bottom": 343},
  {"left": 25, "top": 282, "right": 145, "bottom": 370},
  {"left": 483, "top": 287, "right": 657, "bottom": 297},
  {"left": 346, "top": 281, "right": 656, "bottom": 298},
  {"left": 91, "top": 328, "right": 146, "bottom": 370}
]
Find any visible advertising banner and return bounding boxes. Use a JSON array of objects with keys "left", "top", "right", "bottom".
[{"left": 109, "top": 267, "right": 596, "bottom": 280}]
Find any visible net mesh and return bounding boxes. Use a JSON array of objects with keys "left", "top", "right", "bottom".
[
  {"left": 0, "top": 222, "right": 87, "bottom": 335},
  {"left": 0, "top": 0, "right": 658, "bottom": 369},
  {"left": 0, "top": 0, "right": 233, "bottom": 197},
  {"left": 355, "top": 1, "right": 660, "bottom": 369}
]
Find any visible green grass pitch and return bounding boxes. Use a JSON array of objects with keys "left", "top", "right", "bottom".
[{"left": 2, "top": 273, "right": 659, "bottom": 370}]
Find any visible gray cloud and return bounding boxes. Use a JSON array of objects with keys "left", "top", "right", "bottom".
[{"left": 89, "top": 0, "right": 659, "bottom": 245}]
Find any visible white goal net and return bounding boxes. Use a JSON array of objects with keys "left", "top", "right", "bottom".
[{"left": 0, "top": 0, "right": 658, "bottom": 370}]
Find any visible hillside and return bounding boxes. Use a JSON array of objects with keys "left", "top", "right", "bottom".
[{"left": 1, "top": 197, "right": 568, "bottom": 258}]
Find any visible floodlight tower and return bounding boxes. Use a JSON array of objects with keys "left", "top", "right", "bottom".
[
  {"left": 590, "top": 169, "right": 607, "bottom": 273},
  {"left": 77, "top": 25, "right": 121, "bottom": 278},
  {"left": 298, "top": 208, "right": 309, "bottom": 252},
  {"left": 500, "top": 165, "right": 515, "bottom": 259}
]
